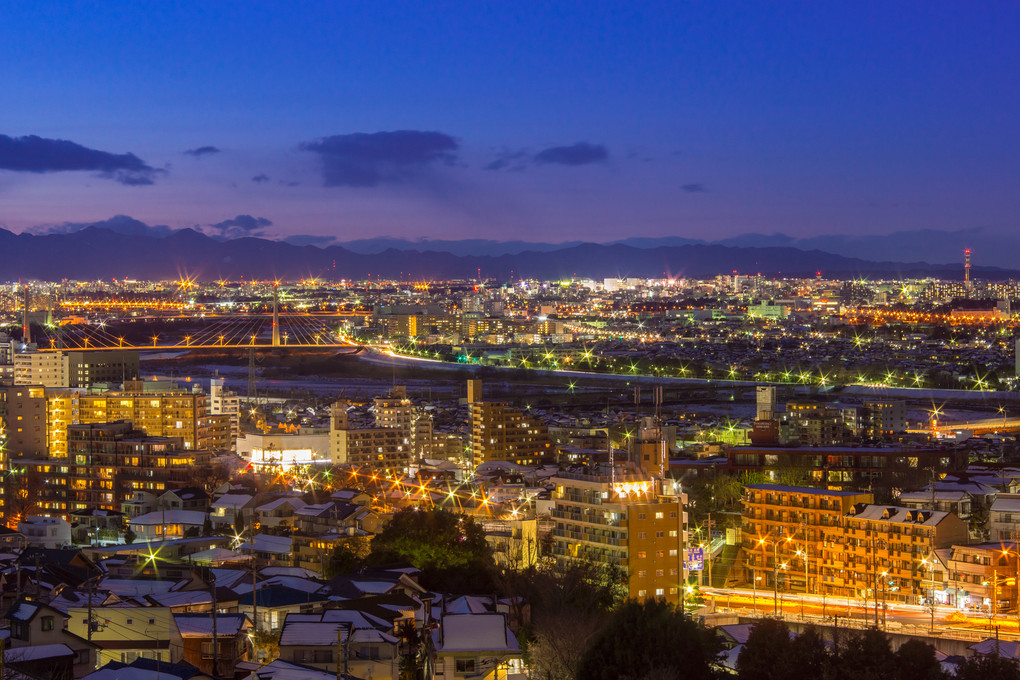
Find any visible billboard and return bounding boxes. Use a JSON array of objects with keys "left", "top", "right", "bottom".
[{"left": 685, "top": 547, "right": 704, "bottom": 571}]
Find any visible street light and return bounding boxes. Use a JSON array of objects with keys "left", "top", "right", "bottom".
[
  {"left": 919, "top": 552, "right": 937, "bottom": 633},
  {"left": 999, "top": 544, "right": 1020, "bottom": 626},
  {"left": 758, "top": 535, "right": 793, "bottom": 615}
]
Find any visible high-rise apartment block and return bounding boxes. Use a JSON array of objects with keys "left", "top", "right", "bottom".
[
  {"left": 13, "top": 350, "right": 139, "bottom": 389},
  {"left": 330, "top": 399, "right": 412, "bottom": 472},
  {"left": 741, "top": 484, "right": 968, "bottom": 605},
  {"left": 0, "top": 384, "right": 48, "bottom": 458},
  {"left": 742, "top": 484, "right": 873, "bottom": 595},
  {"left": 467, "top": 380, "right": 551, "bottom": 467},
  {"left": 551, "top": 468, "right": 687, "bottom": 604}
]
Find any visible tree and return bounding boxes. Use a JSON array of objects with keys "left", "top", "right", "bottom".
[
  {"left": 124, "top": 529, "right": 136, "bottom": 544},
  {"left": 833, "top": 628, "right": 894, "bottom": 680},
  {"left": 396, "top": 618, "right": 429, "bottom": 680},
  {"left": 575, "top": 599, "right": 722, "bottom": 680},
  {"left": 789, "top": 625, "right": 830, "bottom": 680},
  {"left": 519, "top": 555, "right": 626, "bottom": 680},
  {"left": 893, "top": 639, "right": 946, "bottom": 680},
  {"left": 736, "top": 620, "right": 830, "bottom": 680},
  {"left": 954, "top": 653, "right": 1020, "bottom": 680},
  {"left": 367, "top": 508, "right": 494, "bottom": 592},
  {"left": 736, "top": 618, "right": 794, "bottom": 680},
  {"left": 323, "top": 536, "right": 370, "bottom": 578}
]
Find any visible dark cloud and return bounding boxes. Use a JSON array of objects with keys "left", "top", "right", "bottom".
[
  {"left": 30, "top": 215, "right": 177, "bottom": 237},
  {"left": 487, "top": 142, "right": 610, "bottom": 171},
  {"left": 0, "top": 134, "right": 160, "bottom": 185},
  {"left": 183, "top": 146, "right": 221, "bottom": 158},
  {"left": 251, "top": 174, "right": 270, "bottom": 183},
  {"left": 205, "top": 215, "right": 273, "bottom": 240},
  {"left": 283, "top": 234, "right": 338, "bottom": 247},
  {"left": 533, "top": 142, "right": 608, "bottom": 166},
  {"left": 681, "top": 183, "right": 707, "bottom": 193},
  {"left": 300, "top": 130, "right": 459, "bottom": 187},
  {"left": 484, "top": 150, "right": 531, "bottom": 172}
]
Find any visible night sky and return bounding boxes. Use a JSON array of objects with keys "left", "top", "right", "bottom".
[{"left": 1, "top": 2, "right": 1018, "bottom": 246}]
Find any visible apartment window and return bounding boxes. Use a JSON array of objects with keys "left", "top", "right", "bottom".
[
  {"left": 637, "top": 590, "right": 647, "bottom": 597},
  {"left": 638, "top": 513, "right": 646, "bottom": 520},
  {"left": 637, "top": 570, "right": 647, "bottom": 578},
  {"left": 456, "top": 659, "right": 476, "bottom": 674},
  {"left": 637, "top": 551, "right": 647, "bottom": 559},
  {"left": 41, "top": 616, "right": 54, "bottom": 631},
  {"left": 655, "top": 531, "right": 664, "bottom": 538},
  {"left": 655, "top": 588, "right": 665, "bottom": 596},
  {"left": 669, "top": 530, "right": 678, "bottom": 537},
  {"left": 655, "top": 512, "right": 664, "bottom": 519},
  {"left": 669, "top": 549, "right": 678, "bottom": 557},
  {"left": 655, "top": 569, "right": 664, "bottom": 577},
  {"left": 638, "top": 532, "right": 647, "bottom": 539}
]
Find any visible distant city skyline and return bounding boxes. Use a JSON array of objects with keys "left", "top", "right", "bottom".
[{"left": 2, "top": 3, "right": 1018, "bottom": 244}]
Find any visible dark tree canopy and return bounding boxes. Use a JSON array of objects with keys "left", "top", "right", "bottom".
[
  {"left": 367, "top": 507, "right": 494, "bottom": 592},
  {"left": 575, "top": 599, "right": 722, "bottom": 680}
]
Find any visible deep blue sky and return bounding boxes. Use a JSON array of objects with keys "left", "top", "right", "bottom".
[{"left": 1, "top": 1, "right": 1018, "bottom": 245}]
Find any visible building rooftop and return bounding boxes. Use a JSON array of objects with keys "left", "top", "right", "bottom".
[{"left": 744, "top": 484, "right": 867, "bottom": 496}]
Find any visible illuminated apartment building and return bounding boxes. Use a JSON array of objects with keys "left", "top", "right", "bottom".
[
  {"left": 741, "top": 484, "right": 873, "bottom": 595},
  {"left": 0, "top": 384, "right": 47, "bottom": 458},
  {"left": 374, "top": 386, "right": 413, "bottom": 431},
  {"left": 550, "top": 467, "right": 687, "bottom": 604},
  {"left": 374, "top": 386, "right": 434, "bottom": 460},
  {"left": 46, "top": 386, "right": 216, "bottom": 455},
  {"left": 3, "top": 458, "right": 71, "bottom": 520},
  {"left": 330, "top": 401, "right": 411, "bottom": 472},
  {"left": 831, "top": 504, "right": 968, "bottom": 605},
  {"left": 13, "top": 352, "right": 68, "bottom": 388},
  {"left": 67, "top": 421, "right": 210, "bottom": 513},
  {"left": 209, "top": 377, "right": 240, "bottom": 449},
  {"left": 467, "top": 380, "right": 551, "bottom": 467}
]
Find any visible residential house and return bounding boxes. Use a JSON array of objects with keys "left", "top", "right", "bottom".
[
  {"left": 173, "top": 612, "right": 252, "bottom": 677},
  {"left": 990, "top": 494, "right": 1020, "bottom": 541},
  {"left": 254, "top": 497, "right": 307, "bottom": 531},
  {"left": 210, "top": 494, "right": 258, "bottom": 531},
  {"left": 432, "top": 613, "right": 524, "bottom": 680},
  {"left": 4, "top": 598, "right": 98, "bottom": 678},
  {"left": 278, "top": 610, "right": 401, "bottom": 680},
  {"left": 67, "top": 606, "right": 184, "bottom": 666},
  {"left": 128, "top": 510, "right": 208, "bottom": 541},
  {"left": 18, "top": 516, "right": 72, "bottom": 549},
  {"left": 159, "top": 488, "right": 211, "bottom": 513}
]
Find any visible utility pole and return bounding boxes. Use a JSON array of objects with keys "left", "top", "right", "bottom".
[
  {"left": 336, "top": 622, "right": 351, "bottom": 680},
  {"left": 211, "top": 571, "right": 218, "bottom": 677},
  {"left": 871, "top": 533, "right": 879, "bottom": 628},
  {"left": 250, "top": 518, "right": 258, "bottom": 633},
  {"left": 706, "top": 511, "right": 713, "bottom": 588}
]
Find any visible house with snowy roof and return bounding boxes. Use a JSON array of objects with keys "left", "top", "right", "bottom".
[
  {"left": 432, "top": 612, "right": 523, "bottom": 680},
  {"left": 277, "top": 611, "right": 401, "bottom": 680},
  {"left": 173, "top": 612, "right": 252, "bottom": 677},
  {"left": 4, "top": 597, "right": 99, "bottom": 678}
]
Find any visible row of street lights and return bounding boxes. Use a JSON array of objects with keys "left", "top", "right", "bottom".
[{"left": 750, "top": 532, "right": 948, "bottom": 631}]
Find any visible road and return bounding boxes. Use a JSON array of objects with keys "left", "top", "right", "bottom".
[{"left": 702, "top": 586, "right": 1020, "bottom": 640}]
